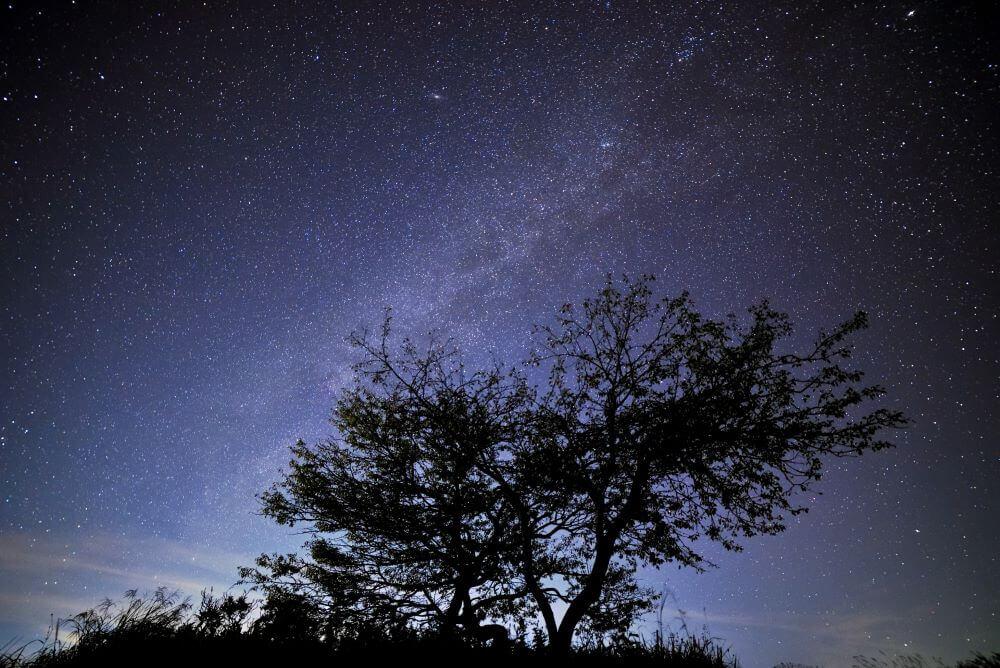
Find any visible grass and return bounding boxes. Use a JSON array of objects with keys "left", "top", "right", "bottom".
[
  {"left": 851, "top": 653, "right": 1000, "bottom": 668},
  {"left": 0, "top": 588, "right": 739, "bottom": 667},
  {"left": 2, "top": 589, "right": 996, "bottom": 668}
]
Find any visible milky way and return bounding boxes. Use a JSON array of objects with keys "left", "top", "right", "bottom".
[{"left": 1, "top": 3, "right": 996, "bottom": 666}]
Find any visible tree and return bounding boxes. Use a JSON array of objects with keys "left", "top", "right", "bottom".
[
  {"left": 242, "top": 319, "right": 533, "bottom": 641},
  {"left": 492, "top": 275, "right": 906, "bottom": 652},
  {"left": 250, "top": 275, "right": 904, "bottom": 654}
]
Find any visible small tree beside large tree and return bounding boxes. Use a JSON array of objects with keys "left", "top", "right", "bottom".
[{"left": 247, "top": 275, "right": 904, "bottom": 653}]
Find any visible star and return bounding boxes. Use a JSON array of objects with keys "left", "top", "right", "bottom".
[{"left": 0, "top": 3, "right": 994, "bottom": 666}]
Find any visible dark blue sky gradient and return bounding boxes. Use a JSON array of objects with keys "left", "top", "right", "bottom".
[{"left": 1, "top": 3, "right": 997, "bottom": 666}]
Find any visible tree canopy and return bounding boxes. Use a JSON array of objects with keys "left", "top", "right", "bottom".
[
  {"left": 243, "top": 324, "right": 531, "bottom": 638},
  {"left": 246, "top": 275, "right": 905, "bottom": 653}
]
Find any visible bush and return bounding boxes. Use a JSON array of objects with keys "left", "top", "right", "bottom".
[
  {"left": 3, "top": 589, "right": 996, "bottom": 668},
  {"left": 1, "top": 589, "right": 741, "bottom": 667}
]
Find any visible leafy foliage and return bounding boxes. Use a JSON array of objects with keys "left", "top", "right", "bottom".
[
  {"left": 242, "top": 322, "right": 533, "bottom": 638},
  {"left": 248, "top": 274, "right": 905, "bottom": 652},
  {"left": 512, "top": 276, "right": 905, "bottom": 650}
]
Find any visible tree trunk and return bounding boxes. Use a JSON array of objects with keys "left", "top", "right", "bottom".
[
  {"left": 549, "top": 622, "right": 578, "bottom": 655},
  {"left": 547, "top": 537, "right": 616, "bottom": 655},
  {"left": 443, "top": 589, "right": 463, "bottom": 630},
  {"left": 443, "top": 577, "right": 473, "bottom": 633}
]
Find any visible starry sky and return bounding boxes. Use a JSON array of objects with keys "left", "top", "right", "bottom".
[{"left": 1, "top": 2, "right": 997, "bottom": 666}]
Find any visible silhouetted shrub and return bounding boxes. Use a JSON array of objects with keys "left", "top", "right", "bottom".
[
  {"left": 4, "top": 589, "right": 997, "bottom": 668},
  {"left": 2, "top": 589, "right": 744, "bottom": 667}
]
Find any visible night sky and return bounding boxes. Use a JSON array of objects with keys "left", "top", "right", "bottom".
[{"left": 1, "top": 2, "right": 997, "bottom": 666}]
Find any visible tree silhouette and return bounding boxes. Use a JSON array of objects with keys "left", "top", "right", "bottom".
[
  {"left": 492, "top": 275, "right": 906, "bottom": 652},
  {"left": 250, "top": 275, "right": 905, "bottom": 653},
  {"left": 243, "top": 321, "right": 533, "bottom": 640}
]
